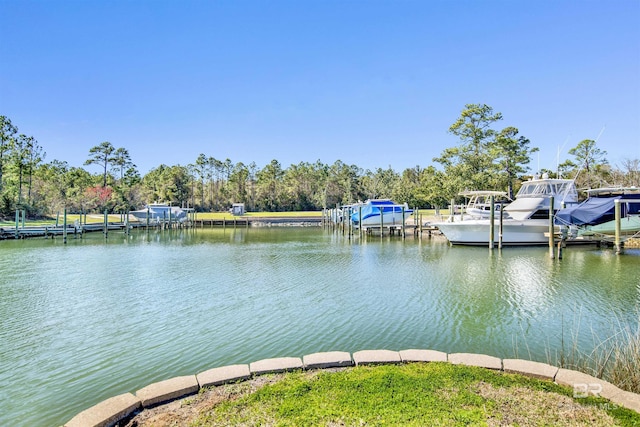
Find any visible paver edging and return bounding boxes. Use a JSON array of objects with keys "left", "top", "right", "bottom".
[
  {"left": 64, "top": 392, "right": 141, "bottom": 427},
  {"left": 249, "top": 356, "right": 304, "bottom": 375},
  {"left": 503, "top": 358, "right": 559, "bottom": 380},
  {"left": 65, "top": 350, "right": 640, "bottom": 424},
  {"left": 303, "top": 351, "right": 353, "bottom": 369},
  {"left": 607, "top": 389, "right": 640, "bottom": 413},
  {"left": 197, "top": 364, "right": 251, "bottom": 388},
  {"left": 399, "top": 349, "right": 447, "bottom": 363},
  {"left": 135, "top": 375, "right": 199, "bottom": 408},
  {"left": 352, "top": 349, "right": 402, "bottom": 366},
  {"left": 448, "top": 352, "right": 502, "bottom": 370}
]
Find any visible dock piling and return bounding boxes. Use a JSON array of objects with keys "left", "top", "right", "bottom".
[
  {"left": 104, "top": 209, "right": 108, "bottom": 238},
  {"left": 614, "top": 199, "right": 622, "bottom": 254},
  {"left": 63, "top": 208, "right": 67, "bottom": 244},
  {"left": 549, "top": 196, "right": 555, "bottom": 259},
  {"left": 489, "top": 195, "right": 495, "bottom": 249},
  {"left": 498, "top": 203, "right": 504, "bottom": 249}
]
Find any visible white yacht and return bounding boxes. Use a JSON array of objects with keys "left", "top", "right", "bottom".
[{"left": 434, "top": 175, "right": 579, "bottom": 245}]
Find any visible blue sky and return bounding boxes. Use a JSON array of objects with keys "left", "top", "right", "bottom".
[{"left": 1, "top": 0, "right": 639, "bottom": 176}]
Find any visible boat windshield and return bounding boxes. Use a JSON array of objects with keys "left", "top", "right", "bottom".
[{"left": 516, "top": 180, "right": 577, "bottom": 201}]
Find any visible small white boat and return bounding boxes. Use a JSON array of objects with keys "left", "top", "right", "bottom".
[
  {"left": 445, "top": 190, "right": 511, "bottom": 221},
  {"left": 434, "top": 175, "right": 579, "bottom": 245},
  {"left": 350, "top": 199, "right": 413, "bottom": 227},
  {"left": 130, "top": 203, "right": 188, "bottom": 223}
]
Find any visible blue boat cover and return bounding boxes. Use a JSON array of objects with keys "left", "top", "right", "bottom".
[{"left": 555, "top": 196, "right": 622, "bottom": 225}]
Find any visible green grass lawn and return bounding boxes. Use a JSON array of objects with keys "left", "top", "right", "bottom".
[{"left": 184, "top": 364, "right": 639, "bottom": 427}]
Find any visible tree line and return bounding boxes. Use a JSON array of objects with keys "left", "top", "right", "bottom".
[{"left": 1, "top": 104, "right": 638, "bottom": 218}]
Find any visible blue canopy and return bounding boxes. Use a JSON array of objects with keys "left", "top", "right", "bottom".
[
  {"left": 555, "top": 195, "right": 640, "bottom": 226},
  {"left": 555, "top": 196, "right": 621, "bottom": 226}
]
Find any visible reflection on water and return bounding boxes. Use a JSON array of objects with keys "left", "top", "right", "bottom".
[{"left": 0, "top": 228, "right": 639, "bottom": 426}]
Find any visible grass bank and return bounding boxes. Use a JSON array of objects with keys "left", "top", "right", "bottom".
[{"left": 128, "top": 364, "right": 640, "bottom": 427}]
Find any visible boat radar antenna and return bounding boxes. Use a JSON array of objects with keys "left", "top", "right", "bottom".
[{"left": 556, "top": 135, "right": 571, "bottom": 178}]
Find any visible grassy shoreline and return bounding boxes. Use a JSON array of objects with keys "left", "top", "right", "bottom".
[{"left": 126, "top": 363, "right": 640, "bottom": 427}]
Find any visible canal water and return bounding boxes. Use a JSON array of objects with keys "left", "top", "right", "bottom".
[{"left": 0, "top": 228, "right": 639, "bottom": 426}]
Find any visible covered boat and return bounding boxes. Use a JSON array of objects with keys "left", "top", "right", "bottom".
[
  {"left": 555, "top": 187, "right": 640, "bottom": 238},
  {"left": 130, "top": 203, "right": 189, "bottom": 223},
  {"left": 350, "top": 199, "right": 413, "bottom": 227}
]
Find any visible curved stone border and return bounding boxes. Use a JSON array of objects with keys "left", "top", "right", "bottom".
[{"left": 64, "top": 349, "right": 640, "bottom": 426}]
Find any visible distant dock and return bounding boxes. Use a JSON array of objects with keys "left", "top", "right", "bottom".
[
  {"left": 323, "top": 206, "right": 441, "bottom": 238},
  {"left": 0, "top": 215, "right": 326, "bottom": 240}
]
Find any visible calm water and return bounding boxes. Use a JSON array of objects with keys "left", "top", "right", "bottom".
[{"left": 0, "top": 228, "right": 639, "bottom": 426}]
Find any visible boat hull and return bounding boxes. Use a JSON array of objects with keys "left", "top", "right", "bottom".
[
  {"left": 435, "top": 219, "right": 554, "bottom": 246},
  {"left": 579, "top": 215, "right": 640, "bottom": 237},
  {"left": 357, "top": 211, "right": 413, "bottom": 227}
]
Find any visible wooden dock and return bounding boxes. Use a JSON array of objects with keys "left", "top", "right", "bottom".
[
  {"left": 0, "top": 216, "right": 326, "bottom": 240},
  {"left": 0, "top": 222, "right": 145, "bottom": 240}
]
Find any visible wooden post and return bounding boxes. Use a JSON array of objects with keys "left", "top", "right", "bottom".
[
  {"left": 125, "top": 211, "right": 129, "bottom": 235},
  {"left": 498, "top": 203, "right": 504, "bottom": 249},
  {"left": 79, "top": 210, "right": 84, "bottom": 238},
  {"left": 15, "top": 209, "right": 19, "bottom": 238},
  {"left": 104, "top": 209, "right": 108, "bottom": 238},
  {"left": 489, "top": 195, "right": 495, "bottom": 249},
  {"left": 402, "top": 206, "right": 406, "bottom": 239},
  {"left": 614, "top": 199, "right": 622, "bottom": 254},
  {"left": 557, "top": 240, "right": 563, "bottom": 259},
  {"left": 549, "top": 196, "right": 555, "bottom": 259},
  {"left": 450, "top": 198, "right": 455, "bottom": 222},
  {"left": 358, "top": 205, "right": 363, "bottom": 238},
  {"left": 56, "top": 211, "right": 60, "bottom": 227},
  {"left": 63, "top": 208, "right": 68, "bottom": 244},
  {"left": 380, "top": 204, "right": 384, "bottom": 238}
]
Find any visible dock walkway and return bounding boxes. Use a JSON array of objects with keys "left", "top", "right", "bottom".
[{"left": 0, "top": 216, "right": 325, "bottom": 240}]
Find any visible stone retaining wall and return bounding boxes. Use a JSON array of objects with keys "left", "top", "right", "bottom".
[{"left": 64, "top": 349, "right": 640, "bottom": 426}]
